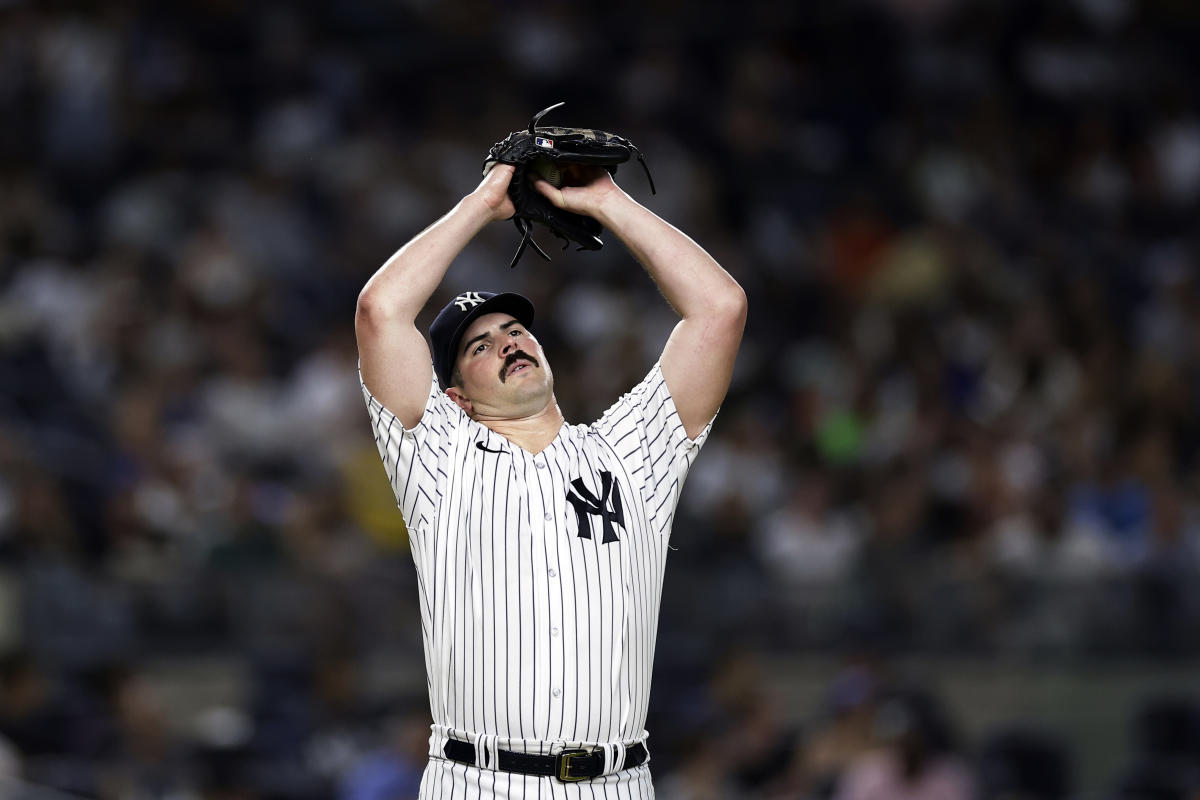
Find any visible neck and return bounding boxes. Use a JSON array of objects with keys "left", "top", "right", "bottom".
[{"left": 475, "top": 400, "right": 566, "bottom": 454}]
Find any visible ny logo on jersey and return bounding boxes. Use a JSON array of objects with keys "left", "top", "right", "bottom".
[
  {"left": 566, "top": 471, "right": 625, "bottom": 544},
  {"left": 453, "top": 291, "right": 486, "bottom": 311}
]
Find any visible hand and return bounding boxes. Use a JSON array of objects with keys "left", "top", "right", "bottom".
[
  {"left": 533, "top": 165, "right": 625, "bottom": 219},
  {"left": 473, "top": 164, "right": 517, "bottom": 222}
]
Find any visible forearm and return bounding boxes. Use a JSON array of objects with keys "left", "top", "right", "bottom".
[
  {"left": 534, "top": 168, "right": 744, "bottom": 436},
  {"left": 592, "top": 189, "right": 744, "bottom": 319},
  {"left": 357, "top": 194, "right": 495, "bottom": 324}
]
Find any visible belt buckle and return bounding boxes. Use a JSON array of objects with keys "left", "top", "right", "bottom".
[{"left": 555, "top": 749, "right": 590, "bottom": 782}]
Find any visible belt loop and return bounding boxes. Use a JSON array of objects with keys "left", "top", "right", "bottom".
[
  {"left": 428, "top": 724, "right": 447, "bottom": 760},
  {"left": 472, "top": 732, "right": 489, "bottom": 769},
  {"left": 612, "top": 742, "right": 627, "bottom": 775}
]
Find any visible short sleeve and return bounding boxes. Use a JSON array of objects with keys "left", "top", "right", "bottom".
[
  {"left": 359, "top": 368, "right": 462, "bottom": 537},
  {"left": 593, "top": 361, "right": 715, "bottom": 532}
]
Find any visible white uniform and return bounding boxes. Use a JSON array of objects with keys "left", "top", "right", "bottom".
[{"left": 361, "top": 361, "right": 712, "bottom": 799}]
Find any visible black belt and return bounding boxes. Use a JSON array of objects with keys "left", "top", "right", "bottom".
[{"left": 443, "top": 738, "right": 648, "bottom": 782}]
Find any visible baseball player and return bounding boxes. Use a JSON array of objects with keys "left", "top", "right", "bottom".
[{"left": 355, "top": 161, "right": 746, "bottom": 798}]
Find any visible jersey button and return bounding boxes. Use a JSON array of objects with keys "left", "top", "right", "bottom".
[
  {"left": 551, "top": 627, "right": 560, "bottom": 637},
  {"left": 544, "top": 511, "right": 552, "bottom": 521},
  {"left": 534, "top": 460, "right": 546, "bottom": 469},
  {"left": 552, "top": 688, "right": 562, "bottom": 698},
  {"left": 548, "top": 569, "right": 557, "bottom": 578}
]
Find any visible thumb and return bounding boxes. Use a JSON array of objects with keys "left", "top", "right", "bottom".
[{"left": 533, "top": 178, "right": 567, "bottom": 208}]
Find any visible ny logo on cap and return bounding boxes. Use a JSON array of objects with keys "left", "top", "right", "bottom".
[{"left": 454, "top": 292, "right": 486, "bottom": 311}]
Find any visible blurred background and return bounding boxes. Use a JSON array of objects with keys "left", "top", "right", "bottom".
[{"left": 3, "top": 0, "right": 1200, "bottom": 797}]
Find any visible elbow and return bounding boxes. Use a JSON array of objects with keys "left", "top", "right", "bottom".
[
  {"left": 687, "top": 283, "right": 747, "bottom": 335},
  {"left": 355, "top": 288, "right": 398, "bottom": 335},
  {"left": 716, "top": 283, "right": 748, "bottom": 331}
]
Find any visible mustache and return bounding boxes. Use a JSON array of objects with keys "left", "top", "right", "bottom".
[{"left": 500, "top": 350, "right": 540, "bottom": 383}]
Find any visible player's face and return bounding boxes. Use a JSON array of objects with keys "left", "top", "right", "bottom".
[{"left": 448, "top": 313, "right": 554, "bottom": 418}]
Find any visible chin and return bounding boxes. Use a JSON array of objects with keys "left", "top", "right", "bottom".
[
  {"left": 509, "top": 376, "right": 553, "bottom": 405},
  {"left": 514, "top": 383, "right": 552, "bottom": 406}
]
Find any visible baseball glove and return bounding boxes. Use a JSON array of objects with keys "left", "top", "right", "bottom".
[{"left": 483, "top": 102, "right": 656, "bottom": 269}]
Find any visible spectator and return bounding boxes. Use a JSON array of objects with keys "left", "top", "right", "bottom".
[{"left": 834, "top": 688, "right": 974, "bottom": 800}]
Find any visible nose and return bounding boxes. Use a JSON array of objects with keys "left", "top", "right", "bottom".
[{"left": 501, "top": 338, "right": 517, "bottom": 356}]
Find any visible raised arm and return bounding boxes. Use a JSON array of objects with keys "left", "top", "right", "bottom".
[
  {"left": 356, "top": 165, "right": 516, "bottom": 427},
  {"left": 536, "top": 168, "right": 746, "bottom": 438}
]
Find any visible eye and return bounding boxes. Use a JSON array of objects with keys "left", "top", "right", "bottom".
[
  {"left": 473, "top": 342, "right": 488, "bottom": 355},
  {"left": 509, "top": 329, "right": 522, "bottom": 337}
]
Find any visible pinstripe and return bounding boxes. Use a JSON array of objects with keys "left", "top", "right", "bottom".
[
  {"left": 594, "top": 432, "right": 637, "bottom": 730},
  {"left": 491, "top": 451, "right": 505, "bottom": 734},
  {"left": 561, "top": 440, "right": 583, "bottom": 742},
  {"left": 363, "top": 363, "right": 710, "bottom": 799},
  {"left": 506, "top": 461, "right": 517, "bottom": 737},
  {"left": 527, "top": 505, "right": 537, "bottom": 741},
  {"left": 516, "top": 454, "right": 527, "bottom": 740},
  {"left": 578, "top": 445, "right": 611, "bottom": 742},
  {"left": 471, "top": 448, "right": 487, "bottom": 734},
  {"left": 544, "top": 453, "right": 571, "bottom": 740},
  {"left": 399, "top": 438, "right": 418, "bottom": 512}
]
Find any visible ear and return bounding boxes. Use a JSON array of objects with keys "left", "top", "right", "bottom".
[{"left": 445, "top": 386, "right": 473, "bottom": 415}]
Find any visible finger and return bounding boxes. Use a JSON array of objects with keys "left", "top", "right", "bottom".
[
  {"left": 532, "top": 178, "right": 565, "bottom": 207},
  {"left": 483, "top": 163, "right": 515, "bottom": 181}
]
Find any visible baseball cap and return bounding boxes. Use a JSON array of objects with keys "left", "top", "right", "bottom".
[{"left": 429, "top": 291, "right": 536, "bottom": 388}]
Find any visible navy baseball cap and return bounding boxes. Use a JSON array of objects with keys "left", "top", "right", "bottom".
[{"left": 429, "top": 291, "right": 536, "bottom": 388}]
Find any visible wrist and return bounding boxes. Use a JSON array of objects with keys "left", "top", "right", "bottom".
[
  {"left": 590, "top": 184, "right": 636, "bottom": 228},
  {"left": 460, "top": 191, "right": 505, "bottom": 226}
]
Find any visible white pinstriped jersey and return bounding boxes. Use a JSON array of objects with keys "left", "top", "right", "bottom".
[{"left": 361, "top": 362, "right": 712, "bottom": 798}]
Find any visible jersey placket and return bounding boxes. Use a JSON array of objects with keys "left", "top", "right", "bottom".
[
  {"left": 531, "top": 442, "right": 568, "bottom": 741},
  {"left": 519, "top": 447, "right": 559, "bottom": 740}
]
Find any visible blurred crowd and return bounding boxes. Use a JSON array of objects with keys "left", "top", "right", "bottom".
[{"left": 3, "top": 0, "right": 1200, "bottom": 797}]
